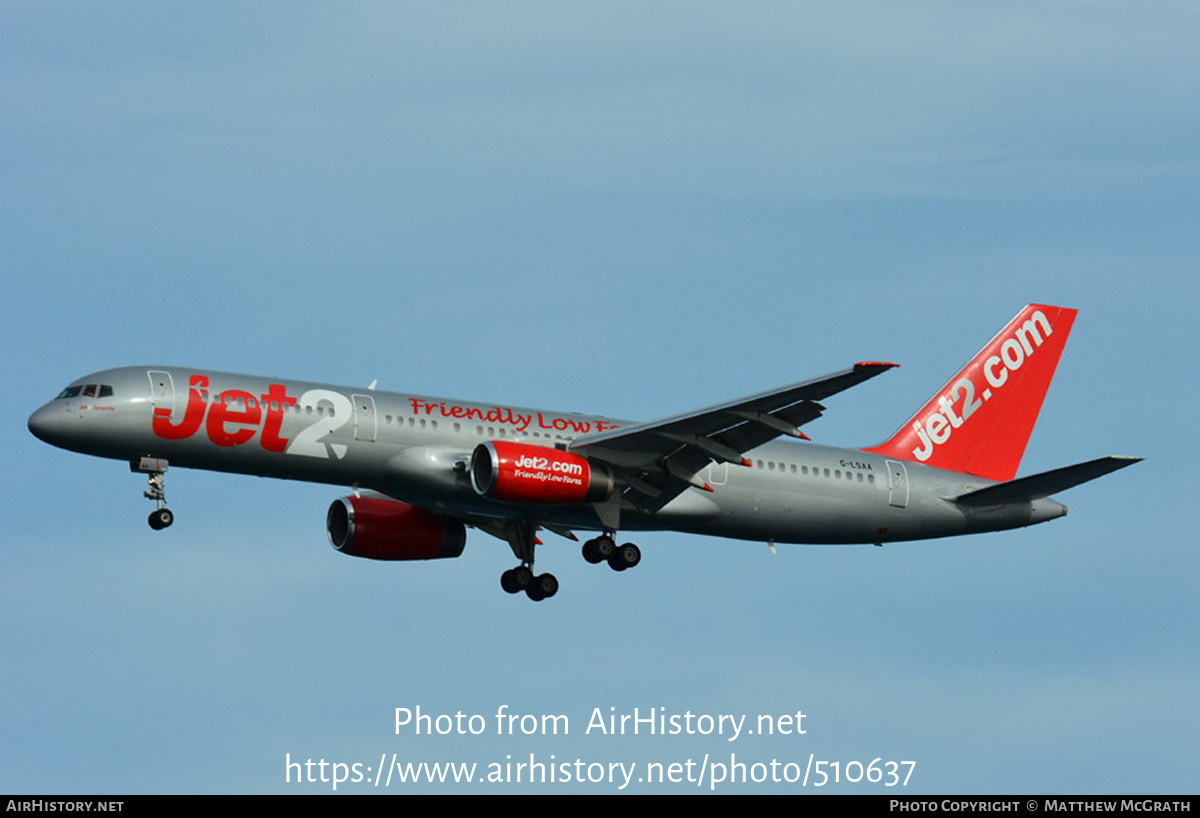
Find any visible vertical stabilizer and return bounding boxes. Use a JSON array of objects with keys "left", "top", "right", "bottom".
[{"left": 864, "top": 304, "right": 1077, "bottom": 481}]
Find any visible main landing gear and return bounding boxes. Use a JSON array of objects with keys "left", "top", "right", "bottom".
[
  {"left": 582, "top": 534, "right": 641, "bottom": 572},
  {"left": 499, "top": 519, "right": 558, "bottom": 602},
  {"left": 500, "top": 565, "right": 559, "bottom": 601},
  {"left": 498, "top": 522, "right": 643, "bottom": 602},
  {"left": 132, "top": 458, "right": 174, "bottom": 531}
]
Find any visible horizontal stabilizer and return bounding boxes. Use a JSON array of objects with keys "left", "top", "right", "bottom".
[{"left": 954, "top": 456, "right": 1142, "bottom": 506}]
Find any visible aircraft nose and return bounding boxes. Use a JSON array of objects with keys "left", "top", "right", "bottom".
[{"left": 28, "top": 403, "right": 66, "bottom": 445}]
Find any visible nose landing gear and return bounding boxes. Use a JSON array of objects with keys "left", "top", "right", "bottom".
[{"left": 131, "top": 458, "right": 174, "bottom": 530}]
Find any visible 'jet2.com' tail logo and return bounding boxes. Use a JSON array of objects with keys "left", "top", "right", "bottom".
[
  {"left": 910, "top": 310, "right": 1054, "bottom": 461},
  {"left": 866, "top": 304, "right": 1077, "bottom": 482}
]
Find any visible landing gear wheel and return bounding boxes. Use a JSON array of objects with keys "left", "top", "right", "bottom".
[
  {"left": 608, "top": 542, "right": 641, "bottom": 571},
  {"left": 525, "top": 573, "right": 559, "bottom": 602},
  {"left": 501, "top": 565, "right": 535, "bottom": 594},
  {"left": 582, "top": 535, "right": 615, "bottom": 564},
  {"left": 148, "top": 508, "right": 174, "bottom": 531},
  {"left": 500, "top": 568, "right": 519, "bottom": 594}
]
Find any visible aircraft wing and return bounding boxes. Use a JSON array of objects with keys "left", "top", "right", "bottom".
[{"left": 568, "top": 362, "right": 896, "bottom": 512}]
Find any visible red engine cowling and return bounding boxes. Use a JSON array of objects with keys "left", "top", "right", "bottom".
[
  {"left": 326, "top": 496, "right": 466, "bottom": 560},
  {"left": 470, "top": 441, "right": 613, "bottom": 504}
]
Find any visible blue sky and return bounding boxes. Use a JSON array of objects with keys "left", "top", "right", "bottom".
[{"left": 2, "top": 2, "right": 1196, "bottom": 793}]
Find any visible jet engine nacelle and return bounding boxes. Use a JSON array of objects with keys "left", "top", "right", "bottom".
[
  {"left": 326, "top": 496, "right": 466, "bottom": 560},
  {"left": 470, "top": 440, "right": 613, "bottom": 504}
]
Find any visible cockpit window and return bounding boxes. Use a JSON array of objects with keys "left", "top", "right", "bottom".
[{"left": 55, "top": 384, "right": 113, "bottom": 400}]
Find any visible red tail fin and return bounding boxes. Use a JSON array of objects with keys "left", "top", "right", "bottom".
[{"left": 864, "top": 304, "right": 1077, "bottom": 481}]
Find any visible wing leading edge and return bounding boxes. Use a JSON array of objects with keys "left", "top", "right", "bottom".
[{"left": 568, "top": 362, "right": 897, "bottom": 513}]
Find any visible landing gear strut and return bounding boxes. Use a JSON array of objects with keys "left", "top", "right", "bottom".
[{"left": 499, "top": 519, "right": 558, "bottom": 602}]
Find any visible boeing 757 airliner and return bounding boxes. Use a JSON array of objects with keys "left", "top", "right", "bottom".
[{"left": 28, "top": 304, "right": 1140, "bottom": 601}]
